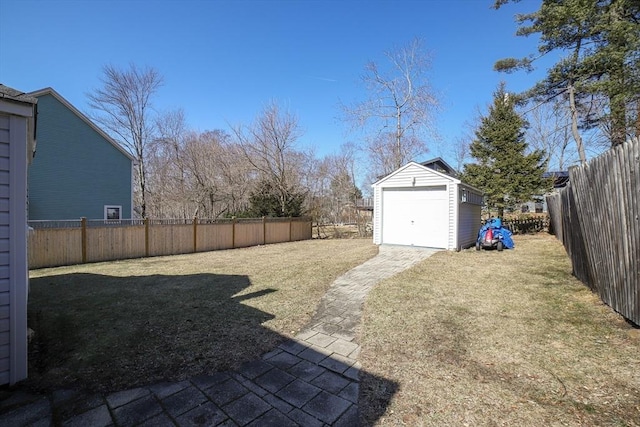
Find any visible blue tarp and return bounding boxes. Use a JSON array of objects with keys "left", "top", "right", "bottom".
[{"left": 477, "top": 217, "right": 515, "bottom": 249}]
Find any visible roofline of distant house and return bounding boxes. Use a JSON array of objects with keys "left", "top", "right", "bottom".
[
  {"left": 421, "top": 156, "right": 457, "bottom": 175},
  {"left": 28, "top": 87, "right": 136, "bottom": 162}
]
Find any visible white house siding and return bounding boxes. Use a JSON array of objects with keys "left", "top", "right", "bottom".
[
  {"left": 0, "top": 114, "right": 11, "bottom": 385},
  {"left": 0, "top": 101, "right": 31, "bottom": 386}
]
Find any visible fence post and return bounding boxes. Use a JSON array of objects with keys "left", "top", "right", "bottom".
[
  {"left": 262, "top": 216, "right": 266, "bottom": 245},
  {"left": 232, "top": 216, "right": 236, "bottom": 248},
  {"left": 144, "top": 218, "right": 149, "bottom": 257},
  {"left": 81, "top": 217, "right": 87, "bottom": 263},
  {"left": 289, "top": 217, "right": 292, "bottom": 242},
  {"left": 193, "top": 216, "right": 198, "bottom": 253}
]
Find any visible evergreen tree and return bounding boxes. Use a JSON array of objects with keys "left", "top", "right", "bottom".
[
  {"left": 494, "top": 0, "right": 640, "bottom": 146},
  {"left": 246, "top": 180, "right": 305, "bottom": 218},
  {"left": 461, "top": 83, "right": 549, "bottom": 217}
]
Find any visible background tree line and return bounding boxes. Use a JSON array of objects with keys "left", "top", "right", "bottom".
[
  {"left": 88, "top": 67, "right": 364, "bottom": 224},
  {"left": 87, "top": 2, "right": 639, "bottom": 224}
]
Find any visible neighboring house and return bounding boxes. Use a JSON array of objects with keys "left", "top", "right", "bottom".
[
  {"left": 0, "top": 84, "right": 36, "bottom": 385},
  {"left": 421, "top": 157, "right": 458, "bottom": 177},
  {"left": 27, "top": 88, "right": 134, "bottom": 220},
  {"left": 372, "top": 161, "right": 483, "bottom": 250},
  {"left": 520, "top": 171, "right": 569, "bottom": 213},
  {"left": 544, "top": 171, "right": 570, "bottom": 189}
]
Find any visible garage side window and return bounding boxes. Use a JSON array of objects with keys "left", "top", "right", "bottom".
[{"left": 461, "top": 189, "right": 483, "bottom": 205}]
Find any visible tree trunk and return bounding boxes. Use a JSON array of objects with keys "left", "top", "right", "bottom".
[
  {"left": 610, "top": 91, "right": 627, "bottom": 146},
  {"left": 396, "top": 108, "right": 402, "bottom": 169},
  {"left": 635, "top": 101, "right": 640, "bottom": 138},
  {"left": 568, "top": 83, "right": 587, "bottom": 164},
  {"left": 608, "top": 3, "right": 628, "bottom": 147}
]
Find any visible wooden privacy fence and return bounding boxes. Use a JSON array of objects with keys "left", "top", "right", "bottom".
[
  {"left": 28, "top": 216, "right": 313, "bottom": 269},
  {"left": 546, "top": 137, "right": 639, "bottom": 325}
]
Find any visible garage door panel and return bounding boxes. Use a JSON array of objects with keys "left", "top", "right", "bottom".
[{"left": 382, "top": 186, "right": 449, "bottom": 248}]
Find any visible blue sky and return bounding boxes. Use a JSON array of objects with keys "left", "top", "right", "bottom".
[{"left": 1, "top": 0, "right": 551, "bottom": 166}]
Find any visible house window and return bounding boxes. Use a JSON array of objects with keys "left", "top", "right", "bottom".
[{"left": 104, "top": 205, "right": 121, "bottom": 220}]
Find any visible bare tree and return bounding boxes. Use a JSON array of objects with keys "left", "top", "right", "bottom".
[
  {"left": 452, "top": 136, "right": 470, "bottom": 175},
  {"left": 147, "top": 123, "right": 255, "bottom": 219},
  {"left": 87, "top": 64, "right": 163, "bottom": 218},
  {"left": 231, "top": 101, "right": 307, "bottom": 216},
  {"left": 181, "top": 130, "right": 252, "bottom": 218},
  {"left": 525, "top": 101, "right": 575, "bottom": 170},
  {"left": 342, "top": 38, "right": 439, "bottom": 176},
  {"left": 147, "top": 109, "right": 189, "bottom": 218},
  {"left": 329, "top": 142, "right": 369, "bottom": 235},
  {"left": 304, "top": 155, "right": 332, "bottom": 236},
  {"left": 306, "top": 142, "right": 370, "bottom": 237}
]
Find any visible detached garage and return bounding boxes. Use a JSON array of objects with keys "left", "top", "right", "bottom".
[{"left": 372, "top": 161, "right": 483, "bottom": 250}]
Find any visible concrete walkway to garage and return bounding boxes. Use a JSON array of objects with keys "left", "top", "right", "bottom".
[{"left": 0, "top": 245, "right": 439, "bottom": 427}]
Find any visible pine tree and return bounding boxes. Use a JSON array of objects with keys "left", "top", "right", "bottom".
[
  {"left": 461, "top": 83, "right": 549, "bottom": 217},
  {"left": 494, "top": 0, "right": 640, "bottom": 146},
  {"left": 246, "top": 180, "right": 305, "bottom": 218}
]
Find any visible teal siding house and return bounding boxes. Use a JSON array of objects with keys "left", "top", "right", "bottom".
[{"left": 27, "top": 88, "right": 134, "bottom": 220}]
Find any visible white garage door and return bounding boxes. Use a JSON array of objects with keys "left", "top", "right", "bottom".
[{"left": 382, "top": 186, "right": 450, "bottom": 248}]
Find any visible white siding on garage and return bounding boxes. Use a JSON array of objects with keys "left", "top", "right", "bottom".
[
  {"left": 373, "top": 162, "right": 483, "bottom": 251},
  {"left": 376, "top": 163, "right": 452, "bottom": 188},
  {"left": 373, "top": 185, "right": 382, "bottom": 244},
  {"left": 373, "top": 163, "right": 457, "bottom": 249},
  {"left": 447, "top": 182, "right": 457, "bottom": 250},
  {"left": 457, "top": 185, "right": 483, "bottom": 250}
]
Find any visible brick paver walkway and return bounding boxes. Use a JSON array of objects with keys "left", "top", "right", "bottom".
[{"left": 0, "top": 245, "right": 438, "bottom": 426}]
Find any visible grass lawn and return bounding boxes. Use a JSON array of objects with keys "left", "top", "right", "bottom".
[
  {"left": 26, "top": 239, "right": 378, "bottom": 393},
  {"left": 360, "top": 234, "right": 640, "bottom": 426}
]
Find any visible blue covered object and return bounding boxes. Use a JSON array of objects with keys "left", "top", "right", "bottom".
[{"left": 477, "top": 217, "right": 515, "bottom": 250}]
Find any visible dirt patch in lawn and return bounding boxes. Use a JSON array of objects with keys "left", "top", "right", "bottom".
[
  {"left": 26, "top": 239, "right": 377, "bottom": 393},
  {"left": 360, "top": 234, "right": 640, "bottom": 426}
]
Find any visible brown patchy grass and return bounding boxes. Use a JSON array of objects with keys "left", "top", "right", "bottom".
[
  {"left": 360, "top": 234, "right": 640, "bottom": 426},
  {"left": 313, "top": 224, "right": 362, "bottom": 239},
  {"left": 26, "top": 239, "right": 377, "bottom": 393}
]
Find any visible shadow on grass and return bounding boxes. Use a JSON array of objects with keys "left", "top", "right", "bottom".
[
  {"left": 16, "top": 272, "right": 398, "bottom": 425},
  {"left": 27, "top": 272, "right": 278, "bottom": 393}
]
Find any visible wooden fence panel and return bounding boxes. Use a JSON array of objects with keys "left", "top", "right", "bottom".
[
  {"left": 28, "top": 217, "right": 313, "bottom": 269},
  {"left": 547, "top": 137, "right": 639, "bottom": 324},
  {"left": 234, "top": 221, "right": 263, "bottom": 248},
  {"left": 196, "top": 223, "right": 234, "bottom": 251},
  {"left": 563, "top": 185, "right": 593, "bottom": 290},
  {"left": 86, "top": 226, "right": 146, "bottom": 263},
  {"left": 571, "top": 152, "right": 612, "bottom": 304},
  {"left": 545, "top": 193, "right": 563, "bottom": 242},
  {"left": 148, "top": 224, "right": 193, "bottom": 256},
  {"left": 28, "top": 228, "right": 82, "bottom": 269},
  {"left": 266, "top": 221, "right": 290, "bottom": 244},
  {"left": 619, "top": 140, "right": 640, "bottom": 321},
  {"left": 291, "top": 219, "right": 312, "bottom": 241}
]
